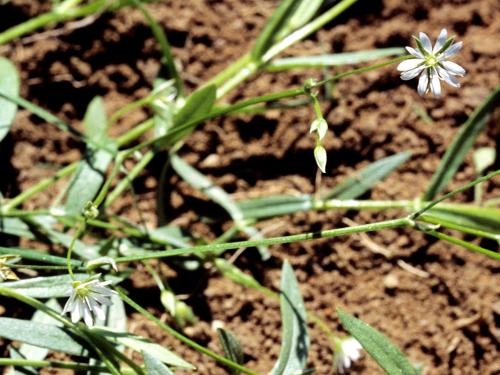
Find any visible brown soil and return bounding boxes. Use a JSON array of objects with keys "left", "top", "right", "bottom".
[{"left": 1, "top": 0, "right": 499, "bottom": 374}]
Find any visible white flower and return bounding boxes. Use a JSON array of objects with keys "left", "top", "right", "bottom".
[
  {"left": 397, "top": 29, "right": 466, "bottom": 97},
  {"left": 334, "top": 337, "right": 363, "bottom": 374},
  {"left": 62, "top": 277, "right": 117, "bottom": 326}
]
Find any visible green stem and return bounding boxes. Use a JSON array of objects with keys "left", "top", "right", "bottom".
[
  {"left": 66, "top": 222, "right": 86, "bottom": 280},
  {"left": 115, "top": 218, "right": 410, "bottom": 263},
  {"left": 0, "top": 0, "right": 109, "bottom": 45},
  {"left": 261, "top": 0, "right": 360, "bottom": 62},
  {"left": 411, "top": 169, "right": 500, "bottom": 220},
  {"left": 0, "top": 358, "right": 138, "bottom": 373},
  {"left": 117, "top": 289, "right": 260, "bottom": 375}
]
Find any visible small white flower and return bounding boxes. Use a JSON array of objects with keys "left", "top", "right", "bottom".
[
  {"left": 334, "top": 337, "right": 363, "bottom": 374},
  {"left": 398, "top": 29, "right": 466, "bottom": 97},
  {"left": 62, "top": 277, "right": 117, "bottom": 327}
]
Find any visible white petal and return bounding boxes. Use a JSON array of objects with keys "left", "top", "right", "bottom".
[
  {"left": 343, "top": 356, "right": 352, "bottom": 369},
  {"left": 418, "top": 71, "right": 429, "bottom": 96},
  {"left": 430, "top": 68, "right": 441, "bottom": 97},
  {"left": 442, "top": 41, "right": 462, "bottom": 58},
  {"left": 91, "top": 301, "right": 106, "bottom": 321},
  {"left": 405, "top": 46, "right": 423, "bottom": 58},
  {"left": 400, "top": 66, "right": 425, "bottom": 80},
  {"left": 91, "top": 294, "right": 114, "bottom": 306},
  {"left": 441, "top": 60, "right": 465, "bottom": 76},
  {"left": 62, "top": 292, "right": 76, "bottom": 315},
  {"left": 419, "top": 32, "right": 432, "bottom": 52},
  {"left": 433, "top": 29, "right": 448, "bottom": 53},
  {"left": 397, "top": 58, "right": 424, "bottom": 72},
  {"left": 83, "top": 304, "right": 93, "bottom": 327},
  {"left": 437, "top": 66, "right": 460, "bottom": 87},
  {"left": 71, "top": 299, "right": 83, "bottom": 323},
  {"left": 88, "top": 285, "right": 116, "bottom": 296}
]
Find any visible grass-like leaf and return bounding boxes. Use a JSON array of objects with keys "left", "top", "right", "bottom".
[
  {"left": 0, "top": 318, "right": 86, "bottom": 356},
  {"left": 323, "top": 151, "right": 412, "bottom": 199},
  {"left": 65, "top": 97, "right": 116, "bottom": 215},
  {"left": 9, "top": 299, "right": 62, "bottom": 375},
  {"left": 217, "top": 328, "right": 245, "bottom": 375},
  {"left": 251, "top": 0, "right": 297, "bottom": 60},
  {"left": 0, "top": 57, "right": 20, "bottom": 142},
  {"left": 155, "top": 84, "right": 216, "bottom": 148},
  {"left": 270, "top": 261, "right": 309, "bottom": 375},
  {"left": 93, "top": 327, "right": 195, "bottom": 369},
  {"left": 238, "top": 195, "right": 311, "bottom": 220},
  {"left": 267, "top": 48, "right": 405, "bottom": 71},
  {"left": 2, "top": 274, "right": 120, "bottom": 298},
  {"left": 338, "top": 309, "right": 416, "bottom": 375},
  {"left": 422, "top": 86, "right": 500, "bottom": 200},
  {"left": 143, "top": 351, "right": 175, "bottom": 375}
]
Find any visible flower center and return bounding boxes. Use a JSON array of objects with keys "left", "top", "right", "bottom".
[{"left": 425, "top": 54, "right": 438, "bottom": 67}]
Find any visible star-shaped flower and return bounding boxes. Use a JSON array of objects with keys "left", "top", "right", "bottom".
[
  {"left": 397, "top": 29, "right": 465, "bottom": 96},
  {"left": 62, "top": 276, "right": 116, "bottom": 326}
]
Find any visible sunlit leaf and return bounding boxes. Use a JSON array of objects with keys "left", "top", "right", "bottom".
[
  {"left": 338, "top": 309, "right": 416, "bottom": 375},
  {"left": 423, "top": 87, "right": 500, "bottom": 200},
  {"left": 0, "top": 58, "right": 20, "bottom": 142},
  {"left": 270, "top": 261, "right": 309, "bottom": 375},
  {"left": 143, "top": 351, "right": 175, "bottom": 375}
]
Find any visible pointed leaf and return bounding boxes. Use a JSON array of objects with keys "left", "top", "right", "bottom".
[
  {"left": 0, "top": 58, "right": 20, "bottom": 142},
  {"left": 143, "top": 351, "right": 175, "bottom": 375},
  {"left": 238, "top": 195, "right": 311, "bottom": 220},
  {"left": 93, "top": 328, "right": 195, "bottom": 369},
  {"left": 268, "top": 48, "right": 405, "bottom": 71},
  {"left": 338, "top": 309, "right": 416, "bottom": 375},
  {"left": 0, "top": 318, "right": 86, "bottom": 356},
  {"left": 217, "top": 328, "right": 244, "bottom": 374},
  {"left": 323, "top": 151, "right": 412, "bottom": 199},
  {"left": 65, "top": 97, "right": 116, "bottom": 215},
  {"left": 423, "top": 87, "right": 500, "bottom": 200},
  {"left": 270, "top": 261, "right": 309, "bottom": 375}
]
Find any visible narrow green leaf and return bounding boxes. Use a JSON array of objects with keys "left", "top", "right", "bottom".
[
  {"left": 155, "top": 84, "right": 216, "bottom": 148},
  {"left": 270, "top": 261, "right": 309, "bottom": 375},
  {"left": 0, "top": 318, "right": 86, "bottom": 356},
  {"left": 267, "top": 48, "right": 405, "bottom": 71},
  {"left": 251, "top": 0, "right": 297, "bottom": 60},
  {"left": 338, "top": 309, "right": 416, "bottom": 375},
  {"left": 11, "top": 299, "right": 63, "bottom": 374},
  {"left": 217, "top": 328, "right": 244, "bottom": 374},
  {"left": 214, "top": 258, "right": 263, "bottom": 291},
  {"left": 65, "top": 97, "right": 116, "bottom": 215},
  {"left": 171, "top": 154, "right": 270, "bottom": 259},
  {"left": 2, "top": 274, "right": 120, "bottom": 298},
  {"left": 323, "top": 151, "right": 412, "bottom": 199},
  {"left": 93, "top": 328, "right": 195, "bottom": 369},
  {"left": 423, "top": 87, "right": 500, "bottom": 200},
  {"left": 143, "top": 351, "right": 175, "bottom": 375},
  {"left": 277, "top": 0, "right": 323, "bottom": 39},
  {"left": 171, "top": 154, "right": 243, "bottom": 222},
  {"left": 238, "top": 195, "right": 311, "bottom": 220},
  {"left": 133, "top": 0, "right": 184, "bottom": 97},
  {"left": 423, "top": 205, "right": 500, "bottom": 235},
  {"left": 0, "top": 58, "right": 20, "bottom": 142}
]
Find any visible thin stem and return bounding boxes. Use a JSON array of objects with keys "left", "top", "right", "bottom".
[
  {"left": 115, "top": 218, "right": 410, "bottom": 263},
  {"left": 117, "top": 289, "right": 260, "bottom": 375},
  {"left": 66, "top": 222, "right": 86, "bottom": 280},
  {"left": 411, "top": 169, "right": 500, "bottom": 220},
  {"left": 0, "top": 358, "right": 138, "bottom": 373}
]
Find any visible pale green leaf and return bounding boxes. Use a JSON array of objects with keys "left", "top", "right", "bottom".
[
  {"left": 93, "top": 328, "right": 195, "bottom": 369},
  {"left": 217, "top": 328, "right": 244, "bottom": 374},
  {"left": 143, "top": 351, "right": 175, "bottom": 375},
  {"left": 473, "top": 147, "right": 495, "bottom": 174},
  {"left": 338, "top": 309, "right": 416, "bottom": 375},
  {"left": 267, "top": 48, "right": 405, "bottom": 71},
  {"left": 323, "top": 151, "right": 412, "bottom": 199},
  {"left": 314, "top": 145, "right": 327, "bottom": 173},
  {"left": 423, "top": 87, "right": 500, "bottom": 200},
  {"left": 2, "top": 274, "right": 120, "bottom": 298},
  {"left": 270, "top": 261, "right": 309, "bottom": 375},
  {"left": 0, "top": 318, "right": 86, "bottom": 356},
  {"left": 0, "top": 58, "right": 20, "bottom": 142}
]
